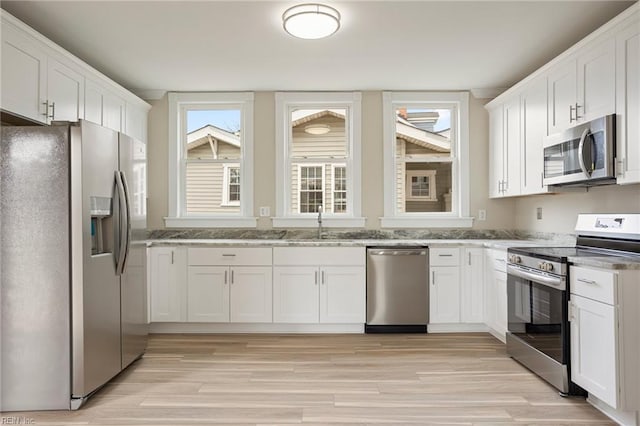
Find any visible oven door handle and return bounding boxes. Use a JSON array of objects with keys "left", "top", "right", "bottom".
[{"left": 507, "top": 264, "right": 566, "bottom": 291}]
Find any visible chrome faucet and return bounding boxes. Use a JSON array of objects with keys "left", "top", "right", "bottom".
[{"left": 317, "top": 205, "right": 323, "bottom": 239}]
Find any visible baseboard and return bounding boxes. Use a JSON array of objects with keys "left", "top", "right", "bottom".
[
  {"left": 588, "top": 395, "right": 639, "bottom": 426},
  {"left": 149, "top": 322, "right": 365, "bottom": 334},
  {"left": 427, "top": 323, "right": 489, "bottom": 333},
  {"left": 487, "top": 326, "right": 506, "bottom": 343}
]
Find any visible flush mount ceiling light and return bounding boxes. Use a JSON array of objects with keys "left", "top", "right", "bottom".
[
  {"left": 304, "top": 124, "right": 331, "bottom": 135},
  {"left": 283, "top": 3, "right": 341, "bottom": 40}
]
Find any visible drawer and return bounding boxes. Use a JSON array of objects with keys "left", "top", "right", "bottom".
[
  {"left": 570, "top": 265, "right": 617, "bottom": 305},
  {"left": 188, "top": 247, "right": 272, "bottom": 266},
  {"left": 273, "top": 247, "right": 365, "bottom": 266},
  {"left": 429, "top": 247, "right": 460, "bottom": 266}
]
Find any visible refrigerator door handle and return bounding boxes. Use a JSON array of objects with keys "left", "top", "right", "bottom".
[
  {"left": 119, "top": 170, "right": 132, "bottom": 274},
  {"left": 114, "top": 171, "right": 128, "bottom": 276}
]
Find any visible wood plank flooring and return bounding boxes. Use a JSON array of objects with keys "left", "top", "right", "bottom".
[{"left": 5, "top": 333, "right": 616, "bottom": 425}]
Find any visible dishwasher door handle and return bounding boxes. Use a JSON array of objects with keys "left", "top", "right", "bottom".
[{"left": 367, "top": 249, "right": 427, "bottom": 256}]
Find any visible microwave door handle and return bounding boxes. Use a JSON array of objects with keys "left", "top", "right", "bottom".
[{"left": 577, "top": 128, "right": 592, "bottom": 177}]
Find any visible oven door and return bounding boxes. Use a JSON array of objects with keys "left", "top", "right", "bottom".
[{"left": 506, "top": 264, "right": 569, "bottom": 365}]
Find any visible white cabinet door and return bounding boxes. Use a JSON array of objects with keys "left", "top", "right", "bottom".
[
  {"left": 125, "top": 103, "right": 148, "bottom": 142},
  {"left": 520, "top": 76, "right": 548, "bottom": 195},
  {"left": 429, "top": 266, "right": 460, "bottom": 324},
  {"left": 273, "top": 266, "right": 319, "bottom": 323},
  {"left": 47, "top": 58, "right": 84, "bottom": 122},
  {"left": 149, "top": 247, "right": 186, "bottom": 322},
  {"left": 548, "top": 59, "right": 578, "bottom": 135},
  {"left": 503, "top": 97, "right": 521, "bottom": 196},
  {"left": 495, "top": 270, "right": 508, "bottom": 337},
  {"left": 320, "top": 266, "right": 365, "bottom": 324},
  {"left": 488, "top": 105, "right": 504, "bottom": 198},
  {"left": 616, "top": 20, "right": 640, "bottom": 184},
  {"left": 570, "top": 294, "right": 618, "bottom": 408},
  {"left": 84, "top": 79, "right": 103, "bottom": 125},
  {"left": 577, "top": 37, "right": 616, "bottom": 122},
  {"left": 230, "top": 266, "right": 273, "bottom": 323},
  {"left": 187, "top": 266, "right": 229, "bottom": 322},
  {"left": 103, "top": 91, "right": 125, "bottom": 132},
  {"left": 461, "top": 248, "right": 484, "bottom": 323},
  {"left": 1, "top": 24, "right": 47, "bottom": 123}
]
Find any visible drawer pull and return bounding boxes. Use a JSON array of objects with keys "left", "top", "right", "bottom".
[
  {"left": 577, "top": 278, "right": 597, "bottom": 285},
  {"left": 438, "top": 254, "right": 453, "bottom": 257},
  {"left": 222, "top": 254, "right": 236, "bottom": 257}
]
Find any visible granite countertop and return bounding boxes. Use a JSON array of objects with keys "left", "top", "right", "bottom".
[
  {"left": 568, "top": 254, "right": 640, "bottom": 270},
  {"left": 147, "top": 238, "right": 543, "bottom": 249}
]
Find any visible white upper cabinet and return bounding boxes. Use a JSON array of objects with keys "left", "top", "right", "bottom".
[
  {"left": 47, "top": 58, "right": 84, "bottom": 123},
  {"left": 1, "top": 10, "right": 149, "bottom": 139},
  {"left": 488, "top": 104, "right": 504, "bottom": 198},
  {"left": 520, "top": 76, "right": 548, "bottom": 195},
  {"left": 1, "top": 23, "right": 48, "bottom": 123},
  {"left": 547, "top": 37, "right": 616, "bottom": 135},
  {"left": 547, "top": 59, "right": 578, "bottom": 135},
  {"left": 615, "top": 12, "right": 640, "bottom": 185},
  {"left": 488, "top": 96, "right": 523, "bottom": 198},
  {"left": 577, "top": 37, "right": 616, "bottom": 122}
]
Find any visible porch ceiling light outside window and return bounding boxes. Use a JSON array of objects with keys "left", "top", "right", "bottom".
[
  {"left": 304, "top": 124, "right": 331, "bottom": 135},
  {"left": 283, "top": 3, "right": 341, "bottom": 40}
]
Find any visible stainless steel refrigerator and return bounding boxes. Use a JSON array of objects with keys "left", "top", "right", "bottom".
[{"left": 1, "top": 120, "right": 148, "bottom": 411}]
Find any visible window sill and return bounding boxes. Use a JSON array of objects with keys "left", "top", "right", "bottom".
[
  {"left": 164, "top": 217, "right": 257, "bottom": 228},
  {"left": 272, "top": 217, "right": 366, "bottom": 228},
  {"left": 379, "top": 216, "right": 474, "bottom": 228}
]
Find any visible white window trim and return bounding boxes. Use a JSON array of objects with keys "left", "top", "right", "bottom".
[
  {"left": 381, "top": 91, "right": 472, "bottom": 228},
  {"left": 165, "top": 92, "right": 256, "bottom": 228},
  {"left": 221, "top": 163, "right": 241, "bottom": 207},
  {"left": 274, "top": 92, "right": 365, "bottom": 228},
  {"left": 296, "top": 163, "right": 326, "bottom": 214},
  {"left": 406, "top": 169, "right": 437, "bottom": 201},
  {"left": 331, "top": 164, "right": 347, "bottom": 214}
]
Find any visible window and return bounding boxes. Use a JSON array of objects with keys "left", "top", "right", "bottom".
[
  {"left": 382, "top": 92, "right": 471, "bottom": 228},
  {"left": 298, "top": 165, "right": 325, "bottom": 213},
  {"left": 332, "top": 165, "right": 347, "bottom": 213},
  {"left": 274, "top": 92, "right": 364, "bottom": 228},
  {"left": 222, "top": 164, "right": 240, "bottom": 206},
  {"left": 406, "top": 170, "right": 436, "bottom": 201},
  {"left": 166, "top": 92, "right": 255, "bottom": 228}
]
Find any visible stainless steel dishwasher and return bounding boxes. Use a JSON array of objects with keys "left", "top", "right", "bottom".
[{"left": 365, "top": 247, "right": 429, "bottom": 333}]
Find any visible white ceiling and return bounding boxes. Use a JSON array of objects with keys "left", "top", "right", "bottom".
[{"left": 1, "top": 1, "right": 635, "bottom": 98}]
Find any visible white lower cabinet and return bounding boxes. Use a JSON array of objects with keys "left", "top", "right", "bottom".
[
  {"left": 430, "top": 266, "right": 460, "bottom": 323},
  {"left": 569, "top": 265, "right": 640, "bottom": 413},
  {"left": 484, "top": 249, "right": 508, "bottom": 341},
  {"left": 272, "top": 266, "right": 321, "bottom": 324},
  {"left": 186, "top": 248, "right": 273, "bottom": 323},
  {"left": 187, "top": 266, "right": 229, "bottom": 322},
  {"left": 149, "top": 246, "right": 187, "bottom": 322},
  {"left": 273, "top": 247, "right": 365, "bottom": 324},
  {"left": 429, "top": 247, "right": 484, "bottom": 326},
  {"left": 570, "top": 293, "right": 617, "bottom": 407},
  {"left": 461, "top": 248, "right": 485, "bottom": 323}
]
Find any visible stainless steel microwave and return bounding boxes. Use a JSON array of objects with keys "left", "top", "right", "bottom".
[{"left": 543, "top": 114, "right": 616, "bottom": 187}]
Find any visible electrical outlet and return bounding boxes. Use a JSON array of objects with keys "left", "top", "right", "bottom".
[
  {"left": 478, "top": 209, "right": 486, "bottom": 221},
  {"left": 259, "top": 206, "right": 270, "bottom": 217},
  {"left": 536, "top": 207, "right": 543, "bottom": 220}
]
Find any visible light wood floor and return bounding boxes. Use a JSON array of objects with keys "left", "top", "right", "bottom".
[{"left": 8, "top": 333, "right": 615, "bottom": 425}]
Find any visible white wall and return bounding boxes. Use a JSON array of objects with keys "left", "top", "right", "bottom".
[
  {"left": 514, "top": 184, "right": 640, "bottom": 234},
  {"left": 145, "top": 91, "right": 637, "bottom": 233}
]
